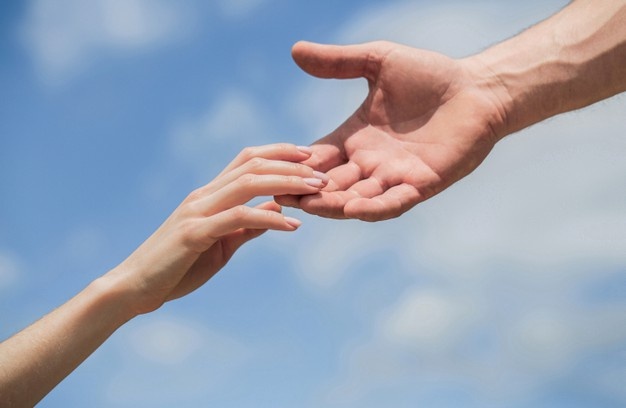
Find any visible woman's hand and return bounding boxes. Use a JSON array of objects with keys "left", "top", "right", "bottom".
[
  {"left": 0, "top": 143, "right": 328, "bottom": 407},
  {"left": 110, "top": 143, "right": 328, "bottom": 316}
]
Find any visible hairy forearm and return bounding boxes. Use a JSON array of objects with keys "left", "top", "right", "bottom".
[
  {"left": 468, "top": 0, "right": 626, "bottom": 138},
  {"left": 0, "top": 274, "right": 134, "bottom": 407}
]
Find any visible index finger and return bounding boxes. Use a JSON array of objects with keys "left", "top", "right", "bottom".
[{"left": 218, "top": 143, "right": 313, "bottom": 177}]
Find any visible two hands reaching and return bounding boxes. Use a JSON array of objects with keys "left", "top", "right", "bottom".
[
  {"left": 4, "top": 1, "right": 626, "bottom": 404},
  {"left": 126, "top": 39, "right": 512, "bottom": 311}
]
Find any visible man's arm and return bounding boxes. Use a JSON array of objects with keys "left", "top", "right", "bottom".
[
  {"left": 468, "top": 0, "right": 626, "bottom": 138},
  {"left": 276, "top": 0, "right": 626, "bottom": 221}
]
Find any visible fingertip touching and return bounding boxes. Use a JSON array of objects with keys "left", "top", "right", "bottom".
[
  {"left": 273, "top": 194, "right": 302, "bottom": 209},
  {"left": 299, "top": 191, "right": 351, "bottom": 219}
]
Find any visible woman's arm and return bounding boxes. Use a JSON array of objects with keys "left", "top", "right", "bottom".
[
  {"left": 0, "top": 143, "right": 328, "bottom": 407},
  {"left": 0, "top": 276, "right": 134, "bottom": 407}
]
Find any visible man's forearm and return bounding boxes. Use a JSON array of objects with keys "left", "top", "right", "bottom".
[{"left": 467, "top": 0, "right": 626, "bottom": 139}]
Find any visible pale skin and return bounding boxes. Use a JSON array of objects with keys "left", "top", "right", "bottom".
[
  {"left": 276, "top": 0, "right": 626, "bottom": 221},
  {"left": 2, "top": 1, "right": 626, "bottom": 405},
  {"left": 0, "top": 144, "right": 329, "bottom": 407}
]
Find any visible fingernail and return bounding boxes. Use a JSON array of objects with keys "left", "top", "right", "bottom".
[
  {"left": 313, "top": 170, "right": 330, "bottom": 183},
  {"left": 303, "top": 178, "right": 323, "bottom": 187},
  {"left": 284, "top": 216, "right": 302, "bottom": 228},
  {"left": 297, "top": 146, "right": 313, "bottom": 155}
]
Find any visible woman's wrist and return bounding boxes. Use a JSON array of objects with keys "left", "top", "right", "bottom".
[{"left": 91, "top": 267, "right": 144, "bottom": 324}]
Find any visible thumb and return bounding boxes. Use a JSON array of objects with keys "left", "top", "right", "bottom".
[{"left": 292, "top": 41, "right": 385, "bottom": 81}]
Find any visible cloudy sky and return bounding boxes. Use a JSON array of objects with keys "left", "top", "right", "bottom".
[{"left": 2, "top": 0, "right": 626, "bottom": 407}]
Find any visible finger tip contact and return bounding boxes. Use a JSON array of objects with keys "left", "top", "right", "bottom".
[
  {"left": 296, "top": 145, "right": 313, "bottom": 155},
  {"left": 313, "top": 170, "right": 330, "bottom": 183},
  {"left": 274, "top": 194, "right": 302, "bottom": 209},
  {"left": 303, "top": 177, "right": 324, "bottom": 188}
]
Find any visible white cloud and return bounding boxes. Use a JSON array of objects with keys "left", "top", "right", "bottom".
[
  {"left": 169, "top": 88, "right": 275, "bottom": 180},
  {"left": 293, "top": 219, "right": 372, "bottom": 289},
  {"left": 407, "top": 102, "right": 626, "bottom": 283},
  {"left": 106, "top": 314, "right": 250, "bottom": 405},
  {"left": 62, "top": 225, "right": 109, "bottom": 267},
  {"left": 336, "top": 0, "right": 569, "bottom": 57},
  {"left": 128, "top": 318, "right": 204, "bottom": 364},
  {"left": 0, "top": 250, "right": 21, "bottom": 291},
  {"left": 126, "top": 315, "right": 249, "bottom": 366},
  {"left": 288, "top": 214, "right": 419, "bottom": 292},
  {"left": 323, "top": 299, "right": 626, "bottom": 406},
  {"left": 381, "top": 289, "right": 479, "bottom": 351},
  {"left": 217, "top": 0, "right": 267, "bottom": 20},
  {"left": 20, "top": 0, "right": 194, "bottom": 83}
]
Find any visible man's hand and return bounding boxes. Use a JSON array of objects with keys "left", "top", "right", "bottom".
[{"left": 276, "top": 41, "right": 510, "bottom": 221}]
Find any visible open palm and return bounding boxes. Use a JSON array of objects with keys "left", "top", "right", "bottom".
[{"left": 277, "top": 41, "right": 507, "bottom": 221}]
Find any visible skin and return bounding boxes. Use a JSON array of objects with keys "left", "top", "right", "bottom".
[
  {"left": 0, "top": 143, "right": 329, "bottom": 407},
  {"left": 276, "top": 0, "right": 626, "bottom": 221},
  {"left": 2, "top": 1, "right": 626, "bottom": 405}
]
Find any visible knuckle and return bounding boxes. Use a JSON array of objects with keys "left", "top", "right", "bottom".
[
  {"left": 178, "top": 218, "right": 196, "bottom": 237},
  {"left": 236, "top": 173, "right": 257, "bottom": 187},
  {"left": 185, "top": 187, "right": 204, "bottom": 202},
  {"left": 287, "top": 175, "right": 302, "bottom": 185},
  {"left": 230, "top": 205, "right": 251, "bottom": 220},
  {"left": 239, "top": 146, "right": 257, "bottom": 161},
  {"left": 246, "top": 156, "right": 267, "bottom": 171},
  {"left": 179, "top": 200, "right": 201, "bottom": 218},
  {"left": 287, "top": 161, "right": 303, "bottom": 173},
  {"left": 177, "top": 219, "right": 201, "bottom": 249}
]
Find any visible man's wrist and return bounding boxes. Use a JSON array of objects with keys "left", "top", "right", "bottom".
[
  {"left": 460, "top": 54, "right": 516, "bottom": 142},
  {"left": 463, "top": 23, "right": 571, "bottom": 139},
  {"left": 464, "top": 1, "right": 626, "bottom": 140}
]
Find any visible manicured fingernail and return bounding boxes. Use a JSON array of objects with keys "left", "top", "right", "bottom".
[
  {"left": 297, "top": 145, "right": 313, "bottom": 155},
  {"left": 313, "top": 171, "right": 330, "bottom": 183},
  {"left": 284, "top": 216, "right": 302, "bottom": 228},
  {"left": 304, "top": 178, "right": 323, "bottom": 187}
]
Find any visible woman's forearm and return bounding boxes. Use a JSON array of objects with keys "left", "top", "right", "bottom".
[
  {"left": 467, "top": 0, "right": 626, "bottom": 139},
  {"left": 0, "top": 273, "right": 135, "bottom": 407}
]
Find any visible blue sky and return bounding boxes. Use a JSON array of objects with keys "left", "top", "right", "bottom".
[{"left": 2, "top": 0, "right": 626, "bottom": 407}]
